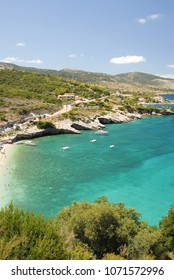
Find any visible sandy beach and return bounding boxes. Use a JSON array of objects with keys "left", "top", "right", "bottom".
[
  {"left": 0, "top": 144, "right": 13, "bottom": 168},
  {"left": 0, "top": 143, "right": 15, "bottom": 209}
]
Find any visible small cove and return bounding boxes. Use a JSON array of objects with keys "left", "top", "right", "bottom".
[{"left": 1, "top": 115, "right": 174, "bottom": 226}]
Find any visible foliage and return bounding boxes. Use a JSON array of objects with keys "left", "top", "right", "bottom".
[
  {"left": 0, "top": 113, "right": 6, "bottom": 121},
  {"left": 0, "top": 201, "right": 174, "bottom": 260},
  {"left": 0, "top": 203, "right": 67, "bottom": 260},
  {"left": 0, "top": 69, "right": 109, "bottom": 122},
  {"left": 102, "top": 253, "right": 125, "bottom": 260},
  {"left": 159, "top": 206, "right": 174, "bottom": 253},
  {"left": 57, "top": 198, "right": 141, "bottom": 259},
  {"left": 36, "top": 121, "right": 56, "bottom": 129},
  {"left": 0, "top": 70, "right": 109, "bottom": 100}
]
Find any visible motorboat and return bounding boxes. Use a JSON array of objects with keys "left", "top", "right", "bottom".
[
  {"left": 14, "top": 141, "right": 25, "bottom": 145},
  {"left": 24, "top": 140, "right": 37, "bottom": 146},
  {"left": 95, "top": 130, "right": 109, "bottom": 135},
  {"left": 90, "top": 139, "right": 96, "bottom": 143},
  {"left": 109, "top": 145, "right": 115, "bottom": 149},
  {"left": 62, "top": 146, "right": 70, "bottom": 150}
]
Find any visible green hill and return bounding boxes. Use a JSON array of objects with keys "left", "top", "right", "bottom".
[
  {"left": 116, "top": 72, "right": 163, "bottom": 84},
  {"left": 0, "top": 68, "right": 109, "bottom": 123},
  {"left": 1, "top": 63, "right": 174, "bottom": 125},
  {"left": 1, "top": 62, "right": 174, "bottom": 87}
]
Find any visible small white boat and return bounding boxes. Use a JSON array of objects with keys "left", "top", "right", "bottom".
[
  {"left": 62, "top": 146, "right": 70, "bottom": 150},
  {"left": 109, "top": 145, "right": 115, "bottom": 149},
  {"left": 25, "top": 140, "right": 37, "bottom": 146},
  {"left": 14, "top": 141, "right": 25, "bottom": 145},
  {"left": 95, "top": 130, "right": 109, "bottom": 135},
  {"left": 90, "top": 139, "right": 96, "bottom": 143}
]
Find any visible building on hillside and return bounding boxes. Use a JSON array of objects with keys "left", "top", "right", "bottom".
[{"left": 57, "top": 93, "right": 76, "bottom": 101}]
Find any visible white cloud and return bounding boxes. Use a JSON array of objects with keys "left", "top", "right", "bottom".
[
  {"left": 137, "top": 18, "right": 147, "bottom": 24},
  {"left": 167, "top": 64, "right": 174, "bottom": 69},
  {"left": 68, "top": 54, "right": 77, "bottom": 58},
  {"left": 26, "top": 59, "right": 43, "bottom": 64},
  {"left": 137, "top": 13, "right": 161, "bottom": 24},
  {"left": 68, "top": 53, "right": 85, "bottom": 58},
  {"left": 0, "top": 57, "right": 43, "bottom": 64},
  {"left": 147, "top": 14, "right": 161, "bottom": 21},
  {"left": 1, "top": 57, "right": 17, "bottom": 63},
  {"left": 110, "top": 55, "right": 146, "bottom": 64},
  {"left": 16, "top": 42, "right": 26, "bottom": 47},
  {"left": 159, "top": 74, "right": 174, "bottom": 79}
]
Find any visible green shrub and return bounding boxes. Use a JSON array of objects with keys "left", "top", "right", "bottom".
[
  {"left": 36, "top": 121, "right": 56, "bottom": 129},
  {"left": 0, "top": 203, "right": 67, "bottom": 260}
]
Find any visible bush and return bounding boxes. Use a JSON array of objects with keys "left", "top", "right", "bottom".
[
  {"left": 0, "top": 204, "right": 67, "bottom": 260},
  {"left": 57, "top": 197, "right": 141, "bottom": 259},
  {"left": 36, "top": 121, "right": 56, "bottom": 129}
]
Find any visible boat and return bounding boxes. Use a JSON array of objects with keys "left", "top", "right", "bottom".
[
  {"left": 90, "top": 139, "right": 96, "bottom": 143},
  {"left": 14, "top": 141, "right": 25, "bottom": 145},
  {"left": 109, "top": 145, "right": 115, "bottom": 149},
  {"left": 95, "top": 130, "right": 109, "bottom": 135},
  {"left": 62, "top": 146, "right": 69, "bottom": 150},
  {"left": 24, "top": 140, "right": 37, "bottom": 146}
]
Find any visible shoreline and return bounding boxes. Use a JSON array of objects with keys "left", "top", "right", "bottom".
[
  {"left": 0, "top": 112, "right": 174, "bottom": 212},
  {"left": 0, "top": 143, "right": 15, "bottom": 209},
  {"left": 0, "top": 108, "right": 174, "bottom": 164},
  {"left": 0, "top": 144, "right": 13, "bottom": 168},
  {"left": 0, "top": 110, "right": 146, "bottom": 145},
  {"left": 0, "top": 111, "right": 145, "bottom": 190},
  {"left": 1, "top": 108, "right": 174, "bottom": 145}
]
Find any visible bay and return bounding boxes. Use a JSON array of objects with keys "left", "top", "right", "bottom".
[{"left": 1, "top": 115, "right": 174, "bottom": 226}]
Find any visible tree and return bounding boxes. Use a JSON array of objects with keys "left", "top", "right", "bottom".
[
  {"left": 159, "top": 206, "right": 174, "bottom": 256},
  {"left": 57, "top": 197, "right": 141, "bottom": 259},
  {"left": 0, "top": 203, "right": 67, "bottom": 259}
]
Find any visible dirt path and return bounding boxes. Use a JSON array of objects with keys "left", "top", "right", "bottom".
[{"left": 52, "top": 104, "right": 72, "bottom": 116}]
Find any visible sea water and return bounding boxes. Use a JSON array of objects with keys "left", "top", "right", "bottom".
[
  {"left": 1, "top": 115, "right": 174, "bottom": 226},
  {"left": 161, "top": 94, "right": 174, "bottom": 101}
]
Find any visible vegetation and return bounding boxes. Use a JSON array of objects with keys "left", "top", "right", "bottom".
[
  {"left": 1, "top": 65, "right": 173, "bottom": 128},
  {"left": 0, "top": 198, "right": 173, "bottom": 260},
  {"left": 0, "top": 203, "right": 67, "bottom": 260},
  {"left": 0, "top": 69, "right": 109, "bottom": 123},
  {"left": 36, "top": 121, "right": 56, "bottom": 129}
]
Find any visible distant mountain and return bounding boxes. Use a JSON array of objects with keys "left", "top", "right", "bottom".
[
  {"left": 1, "top": 62, "right": 174, "bottom": 90},
  {"left": 115, "top": 72, "right": 166, "bottom": 85},
  {"left": 0, "top": 62, "right": 60, "bottom": 76},
  {"left": 50, "top": 68, "right": 174, "bottom": 91}
]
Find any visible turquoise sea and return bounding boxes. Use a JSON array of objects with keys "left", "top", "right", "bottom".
[{"left": 1, "top": 115, "right": 174, "bottom": 226}]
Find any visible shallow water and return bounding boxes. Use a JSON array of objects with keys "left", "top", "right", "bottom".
[{"left": 1, "top": 116, "right": 174, "bottom": 225}]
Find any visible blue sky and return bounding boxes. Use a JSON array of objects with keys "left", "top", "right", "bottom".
[{"left": 0, "top": 0, "right": 174, "bottom": 77}]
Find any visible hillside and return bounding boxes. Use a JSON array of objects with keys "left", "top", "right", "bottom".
[
  {"left": 0, "top": 69, "right": 109, "bottom": 124},
  {"left": 115, "top": 72, "right": 165, "bottom": 85},
  {"left": 1, "top": 63, "right": 174, "bottom": 131},
  {"left": 1, "top": 62, "right": 174, "bottom": 92}
]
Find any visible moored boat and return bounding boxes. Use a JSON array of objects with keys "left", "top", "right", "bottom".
[
  {"left": 24, "top": 140, "right": 37, "bottom": 146},
  {"left": 95, "top": 130, "right": 109, "bottom": 135}
]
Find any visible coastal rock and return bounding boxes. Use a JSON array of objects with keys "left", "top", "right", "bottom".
[
  {"left": 98, "top": 113, "right": 128, "bottom": 124},
  {"left": 126, "top": 112, "right": 142, "bottom": 119},
  {"left": 11, "top": 127, "right": 80, "bottom": 143},
  {"left": 98, "top": 117, "right": 116, "bottom": 124},
  {"left": 71, "top": 119, "right": 105, "bottom": 130},
  {"left": 98, "top": 111, "right": 142, "bottom": 125}
]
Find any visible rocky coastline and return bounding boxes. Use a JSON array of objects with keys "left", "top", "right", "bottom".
[{"left": 0, "top": 109, "right": 174, "bottom": 149}]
